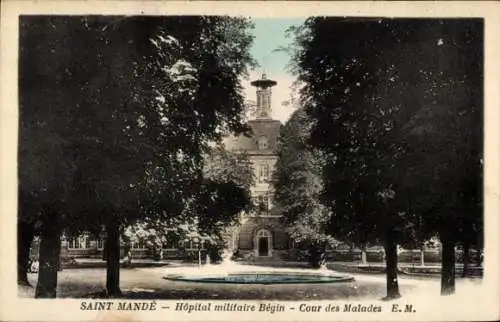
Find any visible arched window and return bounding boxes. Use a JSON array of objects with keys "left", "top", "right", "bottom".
[
  {"left": 256, "top": 194, "right": 269, "bottom": 212},
  {"left": 256, "top": 229, "right": 272, "bottom": 238},
  {"left": 258, "top": 164, "right": 269, "bottom": 183},
  {"left": 257, "top": 136, "right": 268, "bottom": 150},
  {"left": 97, "top": 238, "right": 104, "bottom": 250}
]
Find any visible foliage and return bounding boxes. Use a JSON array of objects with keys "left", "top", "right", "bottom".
[
  {"left": 121, "top": 145, "right": 254, "bottom": 256},
  {"left": 286, "top": 18, "right": 410, "bottom": 250},
  {"left": 273, "top": 108, "right": 337, "bottom": 263},
  {"left": 19, "top": 15, "right": 256, "bottom": 230},
  {"left": 287, "top": 17, "right": 483, "bottom": 295},
  {"left": 19, "top": 15, "right": 256, "bottom": 295},
  {"left": 197, "top": 145, "right": 254, "bottom": 234}
]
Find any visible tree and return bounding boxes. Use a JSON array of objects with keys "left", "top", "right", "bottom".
[
  {"left": 287, "top": 17, "right": 482, "bottom": 299},
  {"left": 129, "top": 145, "right": 255, "bottom": 263},
  {"left": 17, "top": 188, "right": 40, "bottom": 286},
  {"left": 288, "top": 18, "right": 416, "bottom": 299},
  {"left": 19, "top": 16, "right": 256, "bottom": 297},
  {"left": 273, "top": 108, "right": 336, "bottom": 268},
  {"left": 89, "top": 16, "right": 256, "bottom": 296},
  {"left": 19, "top": 16, "right": 98, "bottom": 297},
  {"left": 18, "top": 16, "right": 163, "bottom": 297},
  {"left": 185, "top": 146, "right": 255, "bottom": 263},
  {"left": 193, "top": 145, "right": 255, "bottom": 261},
  {"left": 399, "top": 20, "right": 483, "bottom": 294}
]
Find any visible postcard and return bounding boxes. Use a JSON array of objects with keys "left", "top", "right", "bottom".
[{"left": 1, "top": 1, "right": 499, "bottom": 321}]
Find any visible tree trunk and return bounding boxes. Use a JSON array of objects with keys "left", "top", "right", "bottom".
[
  {"left": 18, "top": 220, "right": 35, "bottom": 286},
  {"left": 105, "top": 221, "right": 122, "bottom": 297},
  {"left": 384, "top": 228, "right": 401, "bottom": 300},
  {"left": 102, "top": 240, "right": 107, "bottom": 261},
  {"left": 35, "top": 221, "right": 61, "bottom": 298},
  {"left": 440, "top": 234, "right": 456, "bottom": 295},
  {"left": 420, "top": 247, "right": 425, "bottom": 267},
  {"left": 461, "top": 242, "right": 470, "bottom": 278}
]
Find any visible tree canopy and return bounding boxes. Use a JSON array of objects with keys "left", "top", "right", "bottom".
[
  {"left": 273, "top": 108, "right": 336, "bottom": 267},
  {"left": 287, "top": 17, "right": 483, "bottom": 297},
  {"left": 19, "top": 15, "right": 256, "bottom": 297}
]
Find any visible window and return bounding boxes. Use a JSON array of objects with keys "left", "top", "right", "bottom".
[
  {"left": 251, "top": 196, "right": 259, "bottom": 211},
  {"left": 184, "top": 239, "right": 206, "bottom": 250},
  {"left": 258, "top": 164, "right": 269, "bottom": 183},
  {"left": 68, "top": 237, "right": 77, "bottom": 249},
  {"left": 256, "top": 193, "right": 269, "bottom": 213},
  {"left": 68, "top": 235, "right": 91, "bottom": 249},
  {"left": 81, "top": 235, "right": 90, "bottom": 249},
  {"left": 261, "top": 195, "right": 269, "bottom": 209},
  {"left": 257, "top": 136, "right": 268, "bottom": 150},
  {"left": 97, "top": 238, "right": 104, "bottom": 250}
]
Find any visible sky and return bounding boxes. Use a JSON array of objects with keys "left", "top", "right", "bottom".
[{"left": 242, "top": 18, "right": 306, "bottom": 123}]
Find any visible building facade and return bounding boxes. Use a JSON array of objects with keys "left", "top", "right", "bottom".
[{"left": 223, "top": 74, "right": 291, "bottom": 261}]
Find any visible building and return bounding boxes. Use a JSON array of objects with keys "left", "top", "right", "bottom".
[{"left": 223, "top": 74, "right": 291, "bottom": 261}]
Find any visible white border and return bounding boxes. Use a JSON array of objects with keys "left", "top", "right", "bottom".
[{"left": 1, "top": 1, "right": 499, "bottom": 321}]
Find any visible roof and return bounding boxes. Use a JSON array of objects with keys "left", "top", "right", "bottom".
[
  {"left": 224, "top": 119, "right": 282, "bottom": 153},
  {"left": 250, "top": 78, "right": 277, "bottom": 88}
]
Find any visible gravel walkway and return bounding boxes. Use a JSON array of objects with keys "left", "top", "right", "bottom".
[{"left": 19, "top": 263, "right": 480, "bottom": 300}]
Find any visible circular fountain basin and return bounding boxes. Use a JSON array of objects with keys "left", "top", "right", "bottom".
[{"left": 164, "top": 271, "right": 355, "bottom": 285}]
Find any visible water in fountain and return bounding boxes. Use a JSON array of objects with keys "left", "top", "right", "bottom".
[
  {"left": 220, "top": 248, "right": 232, "bottom": 265},
  {"left": 218, "top": 248, "right": 240, "bottom": 272},
  {"left": 317, "top": 263, "right": 330, "bottom": 274},
  {"left": 194, "top": 247, "right": 240, "bottom": 275},
  {"left": 165, "top": 247, "right": 356, "bottom": 284}
]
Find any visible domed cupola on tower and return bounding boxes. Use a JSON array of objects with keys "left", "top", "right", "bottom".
[
  {"left": 224, "top": 74, "right": 282, "bottom": 153},
  {"left": 250, "top": 73, "right": 277, "bottom": 119}
]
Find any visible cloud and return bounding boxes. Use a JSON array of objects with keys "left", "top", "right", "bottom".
[{"left": 241, "top": 70, "right": 299, "bottom": 123}]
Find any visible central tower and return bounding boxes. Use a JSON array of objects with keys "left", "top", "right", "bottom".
[
  {"left": 226, "top": 72, "right": 289, "bottom": 261},
  {"left": 250, "top": 73, "right": 277, "bottom": 119}
]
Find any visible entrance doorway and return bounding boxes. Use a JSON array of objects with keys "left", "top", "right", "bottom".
[
  {"left": 255, "top": 229, "right": 272, "bottom": 257},
  {"left": 258, "top": 237, "right": 269, "bottom": 256}
]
